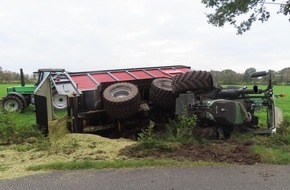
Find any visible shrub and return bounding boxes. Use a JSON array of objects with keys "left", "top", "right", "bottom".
[
  {"left": 137, "top": 114, "right": 198, "bottom": 151},
  {"left": 166, "top": 114, "right": 197, "bottom": 142},
  {"left": 0, "top": 110, "right": 45, "bottom": 145}
]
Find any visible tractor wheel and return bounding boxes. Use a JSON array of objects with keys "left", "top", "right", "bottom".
[
  {"left": 149, "top": 78, "right": 177, "bottom": 110},
  {"left": 52, "top": 93, "right": 67, "bottom": 109},
  {"left": 172, "top": 70, "right": 214, "bottom": 94},
  {"left": 103, "top": 82, "right": 140, "bottom": 119},
  {"left": 2, "top": 94, "right": 25, "bottom": 112}
]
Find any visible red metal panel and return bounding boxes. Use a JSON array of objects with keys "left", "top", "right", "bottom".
[
  {"left": 146, "top": 69, "right": 171, "bottom": 78},
  {"left": 176, "top": 67, "right": 191, "bottom": 73},
  {"left": 70, "top": 75, "right": 96, "bottom": 90},
  {"left": 112, "top": 72, "right": 135, "bottom": 81},
  {"left": 162, "top": 68, "right": 191, "bottom": 76},
  {"left": 91, "top": 73, "right": 115, "bottom": 83},
  {"left": 69, "top": 66, "right": 191, "bottom": 91},
  {"left": 130, "top": 70, "right": 153, "bottom": 79}
]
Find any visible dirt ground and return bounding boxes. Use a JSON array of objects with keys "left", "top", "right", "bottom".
[{"left": 121, "top": 139, "right": 261, "bottom": 165}]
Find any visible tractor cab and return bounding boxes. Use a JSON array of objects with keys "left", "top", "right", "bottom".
[{"left": 34, "top": 68, "right": 65, "bottom": 87}]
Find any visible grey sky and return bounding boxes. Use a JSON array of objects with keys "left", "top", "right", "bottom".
[{"left": 0, "top": 0, "right": 289, "bottom": 75}]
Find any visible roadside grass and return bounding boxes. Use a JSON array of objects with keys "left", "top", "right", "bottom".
[
  {"left": 27, "top": 159, "right": 218, "bottom": 171},
  {"left": 230, "top": 117, "right": 290, "bottom": 164},
  {"left": 251, "top": 146, "right": 290, "bottom": 164},
  {"left": 0, "top": 109, "right": 43, "bottom": 145}
]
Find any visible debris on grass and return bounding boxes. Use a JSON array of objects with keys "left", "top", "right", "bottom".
[{"left": 0, "top": 119, "right": 135, "bottom": 179}]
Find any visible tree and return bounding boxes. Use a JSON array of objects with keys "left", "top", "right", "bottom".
[
  {"left": 244, "top": 67, "right": 256, "bottom": 83},
  {"left": 2, "top": 71, "right": 12, "bottom": 83},
  {"left": 278, "top": 67, "right": 290, "bottom": 84},
  {"left": 201, "top": 0, "right": 290, "bottom": 34},
  {"left": 217, "top": 69, "right": 243, "bottom": 84},
  {"left": 0, "top": 66, "right": 3, "bottom": 83}
]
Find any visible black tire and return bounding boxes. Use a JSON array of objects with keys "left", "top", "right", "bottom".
[
  {"left": 149, "top": 78, "right": 177, "bottom": 110},
  {"left": 2, "top": 94, "right": 25, "bottom": 112},
  {"left": 103, "top": 82, "right": 140, "bottom": 119},
  {"left": 172, "top": 71, "right": 214, "bottom": 94}
]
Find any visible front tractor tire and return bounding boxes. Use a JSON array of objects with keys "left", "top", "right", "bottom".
[
  {"left": 103, "top": 82, "right": 140, "bottom": 119},
  {"left": 2, "top": 95, "right": 25, "bottom": 112}
]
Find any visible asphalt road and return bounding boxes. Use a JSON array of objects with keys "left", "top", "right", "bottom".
[{"left": 1, "top": 165, "right": 290, "bottom": 190}]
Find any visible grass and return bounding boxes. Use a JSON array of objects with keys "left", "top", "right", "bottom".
[
  {"left": 27, "top": 159, "right": 218, "bottom": 171},
  {"left": 0, "top": 83, "right": 19, "bottom": 99},
  {"left": 274, "top": 85, "right": 290, "bottom": 118},
  {"left": 251, "top": 146, "right": 290, "bottom": 164},
  {"left": 230, "top": 117, "right": 290, "bottom": 164},
  {"left": 14, "top": 106, "right": 36, "bottom": 126},
  {"left": 0, "top": 165, "right": 8, "bottom": 172}
]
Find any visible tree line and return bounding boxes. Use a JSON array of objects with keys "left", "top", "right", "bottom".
[
  {"left": 215, "top": 67, "right": 290, "bottom": 85},
  {"left": 0, "top": 66, "right": 290, "bottom": 85},
  {"left": 0, "top": 66, "right": 35, "bottom": 84}
]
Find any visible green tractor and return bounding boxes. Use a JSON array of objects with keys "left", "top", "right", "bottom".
[{"left": 1, "top": 68, "right": 67, "bottom": 112}]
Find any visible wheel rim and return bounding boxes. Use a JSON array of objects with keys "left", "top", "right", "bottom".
[
  {"left": 4, "top": 99, "right": 19, "bottom": 112},
  {"left": 159, "top": 80, "right": 172, "bottom": 90},
  {"left": 52, "top": 94, "right": 67, "bottom": 109},
  {"left": 111, "top": 87, "right": 131, "bottom": 98}
]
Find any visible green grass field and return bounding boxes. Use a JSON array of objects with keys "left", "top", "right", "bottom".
[
  {"left": 274, "top": 86, "right": 290, "bottom": 118},
  {"left": 0, "top": 84, "right": 20, "bottom": 99}
]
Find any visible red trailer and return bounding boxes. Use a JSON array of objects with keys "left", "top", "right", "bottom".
[
  {"left": 66, "top": 65, "right": 191, "bottom": 138},
  {"left": 35, "top": 65, "right": 192, "bottom": 138}
]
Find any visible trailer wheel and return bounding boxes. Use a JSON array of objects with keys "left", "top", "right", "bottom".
[
  {"left": 172, "top": 71, "right": 214, "bottom": 94},
  {"left": 2, "top": 94, "right": 25, "bottom": 112},
  {"left": 149, "top": 78, "right": 177, "bottom": 110},
  {"left": 52, "top": 93, "right": 67, "bottom": 109},
  {"left": 103, "top": 82, "right": 140, "bottom": 119}
]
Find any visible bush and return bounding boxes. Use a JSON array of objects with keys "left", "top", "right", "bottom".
[
  {"left": 137, "top": 115, "right": 197, "bottom": 151},
  {"left": 0, "top": 110, "right": 45, "bottom": 145},
  {"left": 166, "top": 114, "right": 197, "bottom": 142}
]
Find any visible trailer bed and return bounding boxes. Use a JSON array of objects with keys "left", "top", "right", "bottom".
[{"left": 68, "top": 65, "right": 191, "bottom": 91}]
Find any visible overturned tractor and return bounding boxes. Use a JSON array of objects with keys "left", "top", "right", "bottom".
[{"left": 34, "top": 65, "right": 284, "bottom": 139}]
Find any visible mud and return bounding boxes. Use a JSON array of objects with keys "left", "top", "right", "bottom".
[{"left": 122, "top": 139, "right": 261, "bottom": 165}]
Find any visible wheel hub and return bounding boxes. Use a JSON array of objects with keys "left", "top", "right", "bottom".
[
  {"left": 4, "top": 99, "right": 19, "bottom": 112},
  {"left": 52, "top": 94, "right": 67, "bottom": 109}
]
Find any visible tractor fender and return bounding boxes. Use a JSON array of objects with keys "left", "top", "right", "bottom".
[{"left": 5, "top": 92, "right": 28, "bottom": 108}]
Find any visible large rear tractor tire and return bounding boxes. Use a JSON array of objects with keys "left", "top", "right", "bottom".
[
  {"left": 2, "top": 94, "right": 25, "bottom": 112},
  {"left": 103, "top": 82, "right": 140, "bottom": 119},
  {"left": 149, "top": 78, "right": 177, "bottom": 110},
  {"left": 172, "top": 70, "right": 214, "bottom": 94}
]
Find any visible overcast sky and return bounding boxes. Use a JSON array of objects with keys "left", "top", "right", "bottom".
[{"left": 0, "top": 0, "right": 289, "bottom": 74}]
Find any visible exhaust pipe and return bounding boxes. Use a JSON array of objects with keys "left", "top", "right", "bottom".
[{"left": 20, "top": 68, "right": 25, "bottom": 87}]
